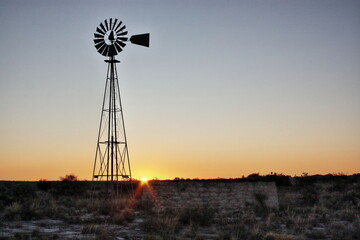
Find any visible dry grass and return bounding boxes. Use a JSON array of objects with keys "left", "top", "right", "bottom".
[
  {"left": 139, "top": 177, "right": 360, "bottom": 239},
  {"left": 0, "top": 175, "right": 359, "bottom": 239}
]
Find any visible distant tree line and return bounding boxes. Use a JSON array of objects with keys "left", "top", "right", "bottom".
[{"left": 166, "top": 173, "right": 360, "bottom": 187}]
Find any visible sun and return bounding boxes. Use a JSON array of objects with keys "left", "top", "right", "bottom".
[{"left": 141, "top": 177, "right": 148, "bottom": 183}]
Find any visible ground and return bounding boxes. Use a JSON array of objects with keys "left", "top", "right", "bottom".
[{"left": 0, "top": 174, "right": 359, "bottom": 240}]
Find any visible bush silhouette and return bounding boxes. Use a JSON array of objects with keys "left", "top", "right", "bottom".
[{"left": 60, "top": 174, "right": 78, "bottom": 182}]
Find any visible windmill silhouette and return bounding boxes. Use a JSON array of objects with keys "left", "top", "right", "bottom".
[{"left": 92, "top": 18, "right": 149, "bottom": 184}]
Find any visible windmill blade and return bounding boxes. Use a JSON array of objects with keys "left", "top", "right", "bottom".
[
  {"left": 95, "top": 43, "right": 107, "bottom": 55},
  {"left": 104, "top": 45, "right": 110, "bottom": 56},
  {"left": 94, "top": 38, "right": 104, "bottom": 45},
  {"left": 118, "top": 37, "right": 128, "bottom": 42},
  {"left": 96, "top": 27, "right": 105, "bottom": 35},
  {"left": 117, "top": 31, "right": 128, "bottom": 36},
  {"left": 103, "top": 45, "right": 110, "bottom": 56},
  {"left": 96, "top": 43, "right": 107, "bottom": 54},
  {"left": 94, "top": 33, "right": 104, "bottom": 39},
  {"left": 112, "top": 19, "right": 118, "bottom": 30},
  {"left": 109, "top": 18, "right": 113, "bottom": 30},
  {"left": 114, "top": 42, "right": 123, "bottom": 53},
  {"left": 95, "top": 40, "right": 105, "bottom": 47},
  {"left": 116, "top": 25, "right": 126, "bottom": 34},
  {"left": 114, "top": 21, "right": 123, "bottom": 32},
  {"left": 100, "top": 23, "right": 107, "bottom": 33},
  {"left": 95, "top": 41, "right": 105, "bottom": 49},
  {"left": 108, "top": 45, "right": 117, "bottom": 56},
  {"left": 96, "top": 43, "right": 106, "bottom": 55},
  {"left": 105, "top": 45, "right": 115, "bottom": 56},
  {"left": 104, "top": 19, "right": 109, "bottom": 31},
  {"left": 130, "top": 33, "right": 150, "bottom": 47},
  {"left": 95, "top": 42, "right": 105, "bottom": 50},
  {"left": 116, "top": 39, "right": 126, "bottom": 48}
]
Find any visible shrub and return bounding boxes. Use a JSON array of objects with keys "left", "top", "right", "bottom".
[
  {"left": 247, "top": 173, "right": 261, "bottom": 181},
  {"left": 339, "top": 208, "right": 357, "bottom": 222},
  {"left": 219, "top": 222, "right": 250, "bottom": 240},
  {"left": 81, "top": 224, "right": 104, "bottom": 234},
  {"left": 12, "top": 183, "right": 37, "bottom": 202},
  {"left": 301, "top": 185, "right": 318, "bottom": 206},
  {"left": 94, "top": 197, "right": 128, "bottom": 215},
  {"left": 342, "top": 189, "right": 360, "bottom": 206},
  {"left": 254, "top": 192, "right": 268, "bottom": 208},
  {"left": 20, "top": 201, "right": 37, "bottom": 220},
  {"left": 264, "top": 174, "right": 291, "bottom": 186},
  {"left": 141, "top": 214, "right": 180, "bottom": 239},
  {"left": 137, "top": 198, "right": 155, "bottom": 212},
  {"left": 112, "top": 208, "right": 134, "bottom": 224},
  {"left": 60, "top": 174, "right": 78, "bottom": 182},
  {"left": 0, "top": 183, "right": 12, "bottom": 208},
  {"left": 329, "top": 179, "right": 348, "bottom": 191},
  {"left": 254, "top": 192, "right": 269, "bottom": 217},
  {"left": 50, "top": 178, "right": 87, "bottom": 196},
  {"left": 178, "top": 206, "right": 215, "bottom": 226},
  {"left": 3, "top": 202, "right": 22, "bottom": 220},
  {"left": 81, "top": 224, "right": 113, "bottom": 239}
]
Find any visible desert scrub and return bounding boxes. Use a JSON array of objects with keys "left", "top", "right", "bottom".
[
  {"left": 141, "top": 214, "right": 180, "bottom": 239},
  {"left": 300, "top": 184, "right": 318, "bottom": 206},
  {"left": 13, "top": 183, "right": 37, "bottom": 202},
  {"left": 3, "top": 202, "right": 22, "bottom": 220},
  {"left": 0, "top": 183, "right": 12, "bottom": 209},
  {"left": 338, "top": 208, "right": 358, "bottom": 222},
  {"left": 2, "top": 201, "right": 38, "bottom": 221},
  {"left": 216, "top": 208, "right": 265, "bottom": 240},
  {"left": 91, "top": 197, "right": 129, "bottom": 215},
  {"left": 88, "top": 196, "right": 136, "bottom": 224},
  {"left": 37, "top": 179, "right": 52, "bottom": 191},
  {"left": 341, "top": 188, "right": 360, "bottom": 206},
  {"left": 253, "top": 192, "right": 270, "bottom": 217},
  {"left": 0, "top": 182, "right": 37, "bottom": 210},
  {"left": 328, "top": 221, "right": 360, "bottom": 240},
  {"left": 218, "top": 222, "right": 266, "bottom": 240},
  {"left": 218, "top": 221, "right": 252, "bottom": 240},
  {"left": 112, "top": 207, "right": 135, "bottom": 224},
  {"left": 81, "top": 223, "right": 115, "bottom": 239},
  {"left": 178, "top": 206, "right": 215, "bottom": 226},
  {"left": 137, "top": 198, "right": 156, "bottom": 213},
  {"left": 265, "top": 232, "right": 296, "bottom": 240}
]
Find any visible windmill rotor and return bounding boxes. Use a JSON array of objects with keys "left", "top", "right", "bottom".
[{"left": 93, "top": 18, "right": 150, "bottom": 57}]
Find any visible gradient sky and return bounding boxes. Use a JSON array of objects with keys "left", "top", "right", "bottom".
[{"left": 0, "top": 0, "right": 359, "bottom": 180}]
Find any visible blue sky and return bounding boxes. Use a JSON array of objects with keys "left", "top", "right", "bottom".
[{"left": 0, "top": 0, "right": 359, "bottom": 180}]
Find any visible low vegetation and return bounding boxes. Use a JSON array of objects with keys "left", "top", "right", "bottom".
[{"left": 0, "top": 173, "right": 359, "bottom": 239}]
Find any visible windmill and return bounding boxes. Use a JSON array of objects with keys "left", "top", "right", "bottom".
[{"left": 92, "top": 18, "right": 149, "bottom": 184}]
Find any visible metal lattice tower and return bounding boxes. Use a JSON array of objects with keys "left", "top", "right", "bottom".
[
  {"left": 92, "top": 57, "right": 131, "bottom": 181},
  {"left": 91, "top": 18, "right": 149, "bottom": 183}
]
